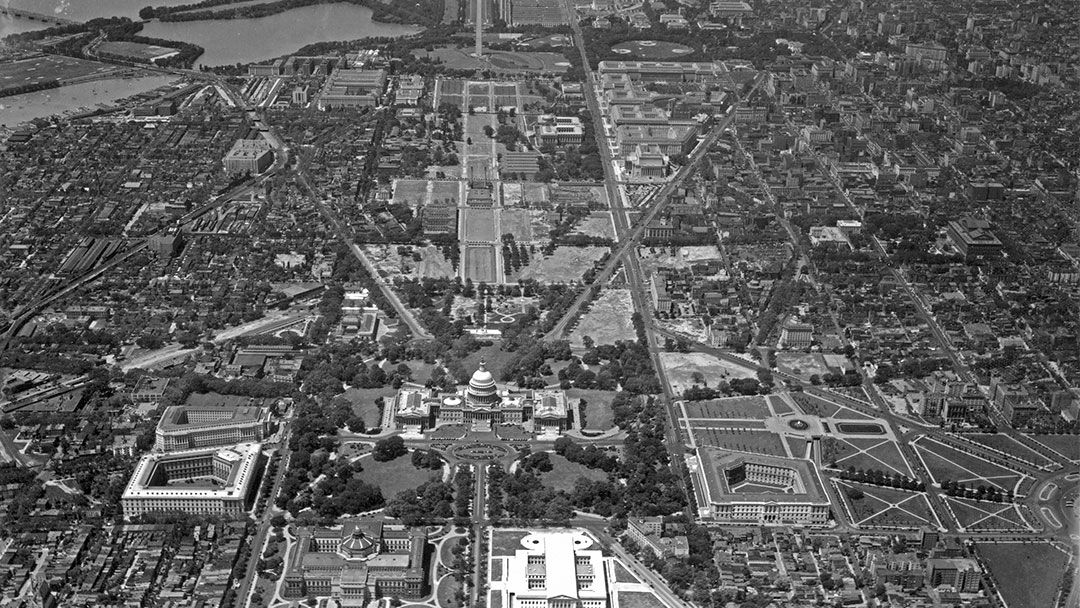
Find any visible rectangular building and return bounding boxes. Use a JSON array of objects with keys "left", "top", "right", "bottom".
[
  {"left": 224, "top": 138, "right": 273, "bottom": 175},
  {"left": 155, "top": 402, "right": 273, "bottom": 451},
  {"left": 693, "top": 448, "right": 831, "bottom": 525}
]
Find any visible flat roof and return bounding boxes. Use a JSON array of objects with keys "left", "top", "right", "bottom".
[
  {"left": 122, "top": 443, "right": 261, "bottom": 500},
  {"left": 158, "top": 404, "right": 269, "bottom": 432},
  {"left": 697, "top": 447, "right": 829, "bottom": 505}
]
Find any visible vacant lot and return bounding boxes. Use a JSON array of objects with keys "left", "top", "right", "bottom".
[
  {"left": 419, "top": 245, "right": 455, "bottom": 279},
  {"left": 465, "top": 246, "right": 497, "bottom": 283},
  {"left": 567, "top": 388, "right": 616, "bottom": 431},
  {"left": 571, "top": 212, "right": 615, "bottom": 239},
  {"left": 979, "top": 542, "right": 1069, "bottom": 608},
  {"left": 464, "top": 208, "right": 497, "bottom": 242},
  {"left": 540, "top": 453, "right": 608, "bottom": 492},
  {"left": 500, "top": 208, "right": 533, "bottom": 242},
  {"left": 355, "top": 454, "right": 441, "bottom": 499},
  {"left": 658, "top": 352, "right": 755, "bottom": 395},
  {"left": 776, "top": 352, "right": 831, "bottom": 380},
  {"left": 431, "top": 180, "right": 461, "bottom": 205},
  {"left": 518, "top": 246, "right": 607, "bottom": 283},
  {"left": 570, "top": 288, "right": 636, "bottom": 347}
]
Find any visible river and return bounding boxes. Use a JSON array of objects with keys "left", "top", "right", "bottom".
[
  {"left": 140, "top": 4, "right": 421, "bottom": 67},
  {"left": 0, "top": 74, "right": 178, "bottom": 126}
]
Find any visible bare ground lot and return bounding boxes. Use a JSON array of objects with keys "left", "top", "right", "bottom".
[
  {"left": 569, "top": 288, "right": 636, "bottom": 347},
  {"left": 500, "top": 208, "right": 533, "bottom": 242},
  {"left": 518, "top": 246, "right": 607, "bottom": 283},
  {"left": 658, "top": 352, "right": 755, "bottom": 395},
  {"left": 570, "top": 212, "right": 615, "bottom": 239},
  {"left": 392, "top": 179, "right": 429, "bottom": 207}
]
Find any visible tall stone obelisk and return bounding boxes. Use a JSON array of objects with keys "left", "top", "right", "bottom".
[{"left": 474, "top": 0, "right": 483, "bottom": 57}]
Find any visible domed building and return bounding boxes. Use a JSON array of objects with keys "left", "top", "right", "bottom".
[{"left": 393, "top": 359, "right": 569, "bottom": 434}]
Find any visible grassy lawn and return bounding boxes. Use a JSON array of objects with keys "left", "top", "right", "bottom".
[
  {"left": 690, "top": 428, "right": 787, "bottom": 456},
  {"left": 945, "top": 496, "right": 1027, "bottom": 530},
  {"left": 339, "top": 441, "right": 372, "bottom": 459},
  {"left": 436, "top": 576, "right": 463, "bottom": 608},
  {"left": 567, "top": 388, "right": 616, "bottom": 431},
  {"left": 1030, "top": 434, "right": 1080, "bottom": 461},
  {"left": 979, "top": 542, "right": 1069, "bottom": 608},
  {"left": 826, "top": 438, "right": 913, "bottom": 477},
  {"left": 490, "top": 590, "right": 504, "bottom": 608},
  {"left": 683, "top": 396, "right": 771, "bottom": 420},
  {"left": 916, "top": 440, "right": 1023, "bottom": 491},
  {"left": 540, "top": 453, "right": 608, "bottom": 493},
  {"left": 612, "top": 560, "right": 639, "bottom": 583},
  {"left": 841, "top": 482, "right": 935, "bottom": 527},
  {"left": 490, "top": 557, "right": 503, "bottom": 581},
  {"left": 340, "top": 387, "right": 397, "bottom": 427},
  {"left": 966, "top": 434, "right": 1054, "bottom": 467},
  {"left": 490, "top": 530, "right": 530, "bottom": 557},
  {"left": 766, "top": 394, "right": 794, "bottom": 415},
  {"left": 355, "top": 454, "right": 442, "bottom": 499},
  {"left": 617, "top": 591, "right": 667, "bottom": 608}
]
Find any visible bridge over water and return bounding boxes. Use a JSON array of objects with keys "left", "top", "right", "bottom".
[{"left": 0, "top": 6, "right": 81, "bottom": 27}]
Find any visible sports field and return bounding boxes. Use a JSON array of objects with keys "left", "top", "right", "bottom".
[
  {"left": 0, "top": 55, "right": 120, "bottom": 89},
  {"left": 465, "top": 246, "right": 497, "bottom": 283},
  {"left": 464, "top": 208, "right": 497, "bottom": 242}
]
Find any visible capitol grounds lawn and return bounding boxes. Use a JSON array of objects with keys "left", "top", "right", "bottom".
[
  {"left": 978, "top": 542, "right": 1069, "bottom": 608},
  {"left": 540, "top": 453, "right": 608, "bottom": 493},
  {"left": 340, "top": 387, "right": 397, "bottom": 428},
  {"left": 617, "top": 591, "right": 667, "bottom": 608},
  {"left": 567, "top": 388, "right": 616, "bottom": 432},
  {"left": 436, "top": 576, "right": 463, "bottom": 608},
  {"left": 354, "top": 453, "right": 442, "bottom": 499},
  {"left": 461, "top": 345, "right": 516, "bottom": 384}
]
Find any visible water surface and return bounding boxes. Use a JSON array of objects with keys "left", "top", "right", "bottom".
[{"left": 0, "top": 74, "right": 178, "bottom": 126}]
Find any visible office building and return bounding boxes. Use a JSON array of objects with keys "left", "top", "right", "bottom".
[
  {"left": 694, "top": 448, "right": 831, "bottom": 525},
  {"left": 282, "top": 520, "right": 428, "bottom": 602},
  {"left": 155, "top": 402, "right": 273, "bottom": 452},
  {"left": 224, "top": 139, "right": 273, "bottom": 175},
  {"left": 493, "top": 529, "right": 610, "bottom": 608},
  {"left": 927, "top": 558, "right": 981, "bottom": 593},
  {"left": 318, "top": 69, "right": 388, "bottom": 109},
  {"left": 121, "top": 443, "right": 263, "bottom": 520}
]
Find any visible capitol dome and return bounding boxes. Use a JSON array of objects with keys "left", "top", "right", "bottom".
[{"left": 467, "top": 360, "right": 499, "bottom": 405}]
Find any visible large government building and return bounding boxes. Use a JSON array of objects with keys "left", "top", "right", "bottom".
[
  {"left": 491, "top": 530, "right": 611, "bottom": 608},
  {"left": 393, "top": 360, "right": 569, "bottom": 434},
  {"left": 121, "top": 442, "right": 263, "bottom": 520},
  {"left": 155, "top": 402, "right": 273, "bottom": 451},
  {"left": 283, "top": 520, "right": 427, "bottom": 604},
  {"left": 693, "top": 448, "right": 831, "bottom": 525}
]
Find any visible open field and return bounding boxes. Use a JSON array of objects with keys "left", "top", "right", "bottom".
[
  {"left": 500, "top": 208, "right": 533, "bottom": 242},
  {"left": 683, "top": 396, "right": 771, "bottom": 420},
  {"left": 463, "top": 208, "right": 497, "bottom": 242},
  {"left": 97, "top": 41, "right": 178, "bottom": 62},
  {"left": 490, "top": 529, "right": 530, "bottom": 557},
  {"left": 914, "top": 439, "right": 1024, "bottom": 492},
  {"left": 567, "top": 388, "right": 616, "bottom": 431},
  {"left": 465, "top": 246, "right": 497, "bottom": 283},
  {"left": 540, "top": 453, "right": 608, "bottom": 492},
  {"left": 1029, "top": 434, "right": 1080, "bottom": 461},
  {"left": 518, "top": 246, "right": 607, "bottom": 283},
  {"left": 822, "top": 437, "right": 912, "bottom": 477},
  {"left": 945, "top": 497, "right": 1029, "bottom": 531},
  {"left": 690, "top": 427, "right": 787, "bottom": 456},
  {"left": 965, "top": 433, "right": 1055, "bottom": 467},
  {"left": 340, "top": 386, "right": 397, "bottom": 428},
  {"left": 0, "top": 55, "right": 120, "bottom": 90},
  {"left": 838, "top": 481, "right": 937, "bottom": 528},
  {"left": 355, "top": 454, "right": 441, "bottom": 499},
  {"left": 658, "top": 352, "right": 755, "bottom": 395},
  {"left": 569, "top": 288, "right": 636, "bottom": 347},
  {"left": 431, "top": 180, "right": 461, "bottom": 204},
  {"left": 392, "top": 179, "right": 429, "bottom": 207},
  {"left": 978, "top": 542, "right": 1069, "bottom": 608}
]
